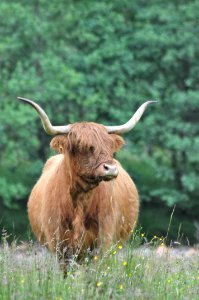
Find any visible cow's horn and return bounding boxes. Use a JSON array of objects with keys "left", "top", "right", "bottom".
[
  {"left": 17, "top": 97, "right": 71, "bottom": 135},
  {"left": 105, "top": 100, "right": 157, "bottom": 134}
]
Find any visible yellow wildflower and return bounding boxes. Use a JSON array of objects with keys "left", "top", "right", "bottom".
[
  {"left": 141, "top": 233, "right": 145, "bottom": 237},
  {"left": 118, "top": 245, "right": 123, "bottom": 250},
  {"left": 167, "top": 279, "right": 171, "bottom": 283},
  {"left": 123, "top": 261, "right": 128, "bottom": 267},
  {"left": 112, "top": 250, "right": 117, "bottom": 255},
  {"left": 93, "top": 255, "right": 98, "bottom": 261},
  {"left": 119, "top": 284, "right": 124, "bottom": 290},
  {"left": 96, "top": 282, "right": 103, "bottom": 287}
]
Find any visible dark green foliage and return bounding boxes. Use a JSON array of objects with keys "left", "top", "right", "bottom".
[{"left": 0, "top": 0, "right": 199, "bottom": 216}]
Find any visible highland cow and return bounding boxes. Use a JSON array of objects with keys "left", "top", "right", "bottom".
[{"left": 18, "top": 97, "right": 155, "bottom": 269}]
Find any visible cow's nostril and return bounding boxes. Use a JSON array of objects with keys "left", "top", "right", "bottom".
[
  {"left": 103, "top": 164, "right": 118, "bottom": 176},
  {"left": 104, "top": 164, "right": 110, "bottom": 171}
]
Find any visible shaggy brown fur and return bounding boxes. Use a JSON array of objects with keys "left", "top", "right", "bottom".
[{"left": 28, "top": 122, "right": 139, "bottom": 267}]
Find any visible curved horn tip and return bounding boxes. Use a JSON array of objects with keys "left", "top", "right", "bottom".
[
  {"left": 17, "top": 96, "right": 32, "bottom": 102},
  {"left": 17, "top": 96, "right": 26, "bottom": 100},
  {"left": 17, "top": 97, "right": 39, "bottom": 108},
  {"left": 146, "top": 100, "right": 158, "bottom": 104}
]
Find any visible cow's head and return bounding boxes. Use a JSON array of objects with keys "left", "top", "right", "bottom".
[
  {"left": 50, "top": 122, "right": 124, "bottom": 186},
  {"left": 17, "top": 97, "right": 155, "bottom": 190}
]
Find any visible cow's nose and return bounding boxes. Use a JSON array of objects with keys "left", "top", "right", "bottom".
[{"left": 103, "top": 164, "right": 118, "bottom": 178}]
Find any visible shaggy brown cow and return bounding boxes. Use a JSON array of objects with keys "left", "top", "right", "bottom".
[{"left": 18, "top": 97, "right": 155, "bottom": 268}]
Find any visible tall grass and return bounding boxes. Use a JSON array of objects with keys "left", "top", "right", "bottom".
[{"left": 0, "top": 230, "right": 198, "bottom": 300}]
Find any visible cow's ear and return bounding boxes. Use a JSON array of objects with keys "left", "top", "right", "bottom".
[
  {"left": 50, "top": 136, "right": 66, "bottom": 154},
  {"left": 111, "top": 134, "right": 125, "bottom": 152}
]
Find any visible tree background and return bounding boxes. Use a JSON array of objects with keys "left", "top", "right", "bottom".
[{"left": 0, "top": 0, "right": 199, "bottom": 243}]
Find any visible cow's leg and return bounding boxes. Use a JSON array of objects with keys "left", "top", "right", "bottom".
[
  {"left": 98, "top": 218, "right": 117, "bottom": 253},
  {"left": 58, "top": 246, "right": 74, "bottom": 278}
]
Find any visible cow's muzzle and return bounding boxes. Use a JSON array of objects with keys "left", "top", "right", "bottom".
[
  {"left": 96, "top": 163, "right": 119, "bottom": 181},
  {"left": 81, "top": 163, "right": 119, "bottom": 185}
]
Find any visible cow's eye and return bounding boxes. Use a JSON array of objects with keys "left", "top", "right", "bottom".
[
  {"left": 89, "top": 146, "right": 95, "bottom": 153},
  {"left": 70, "top": 146, "right": 77, "bottom": 156}
]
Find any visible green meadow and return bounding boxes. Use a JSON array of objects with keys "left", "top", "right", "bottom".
[{"left": 0, "top": 232, "right": 198, "bottom": 300}]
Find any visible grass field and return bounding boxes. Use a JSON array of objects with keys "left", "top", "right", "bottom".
[{"left": 0, "top": 232, "right": 199, "bottom": 300}]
